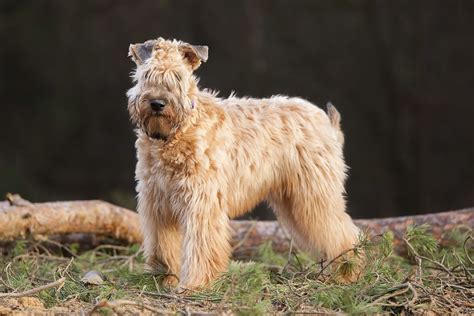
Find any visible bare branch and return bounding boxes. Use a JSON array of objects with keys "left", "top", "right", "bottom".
[{"left": 0, "top": 277, "right": 66, "bottom": 298}]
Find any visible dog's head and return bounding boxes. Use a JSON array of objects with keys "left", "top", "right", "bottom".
[{"left": 126, "top": 38, "right": 208, "bottom": 140}]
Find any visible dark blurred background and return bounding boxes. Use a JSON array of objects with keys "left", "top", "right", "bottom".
[{"left": 1, "top": 1, "right": 473, "bottom": 219}]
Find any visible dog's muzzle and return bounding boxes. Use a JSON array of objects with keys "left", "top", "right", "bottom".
[{"left": 150, "top": 99, "right": 166, "bottom": 112}]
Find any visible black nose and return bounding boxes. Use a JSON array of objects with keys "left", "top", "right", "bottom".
[{"left": 150, "top": 99, "right": 166, "bottom": 112}]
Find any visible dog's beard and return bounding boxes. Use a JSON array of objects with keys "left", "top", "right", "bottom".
[{"left": 143, "top": 115, "right": 172, "bottom": 140}]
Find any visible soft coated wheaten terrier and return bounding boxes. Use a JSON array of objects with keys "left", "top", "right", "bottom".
[{"left": 127, "top": 38, "right": 360, "bottom": 290}]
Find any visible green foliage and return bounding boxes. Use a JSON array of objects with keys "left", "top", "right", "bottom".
[
  {"left": 405, "top": 224, "right": 438, "bottom": 258},
  {"left": 196, "top": 261, "right": 271, "bottom": 315},
  {"left": 313, "top": 285, "right": 381, "bottom": 314},
  {"left": 380, "top": 230, "right": 394, "bottom": 257},
  {"left": 255, "top": 241, "right": 287, "bottom": 267},
  {"left": 69, "top": 243, "right": 80, "bottom": 256},
  {"left": 11, "top": 240, "right": 27, "bottom": 257}
]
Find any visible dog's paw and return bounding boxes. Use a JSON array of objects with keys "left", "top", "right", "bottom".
[
  {"left": 161, "top": 274, "right": 179, "bottom": 289},
  {"left": 332, "top": 252, "right": 365, "bottom": 283}
]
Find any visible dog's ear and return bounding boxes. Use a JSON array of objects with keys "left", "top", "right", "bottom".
[
  {"left": 129, "top": 40, "right": 156, "bottom": 65},
  {"left": 180, "top": 44, "right": 209, "bottom": 70}
]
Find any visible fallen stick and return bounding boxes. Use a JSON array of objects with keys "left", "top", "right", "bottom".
[
  {"left": 0, "top": 200, "right": 472, "bottom": 255},
  {"left": 0, "top": 277, "right": 66, "bottom": 298}
]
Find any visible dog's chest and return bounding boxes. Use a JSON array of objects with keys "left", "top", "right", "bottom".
[{"left": 149, "top": 169, "right": 168, "bottom": 193}]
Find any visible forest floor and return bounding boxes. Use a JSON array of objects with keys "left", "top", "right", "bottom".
[{"left": 0, "top": 225, "right": 472, "bottom": 315}]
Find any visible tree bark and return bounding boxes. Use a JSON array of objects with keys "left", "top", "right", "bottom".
[{"left": 0, "top": 200, "right": 472, "bottom": 255}]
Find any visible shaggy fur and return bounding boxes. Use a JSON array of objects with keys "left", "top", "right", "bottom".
[{"left": 127, "top": 38, "right": 360, "bottom": 290}]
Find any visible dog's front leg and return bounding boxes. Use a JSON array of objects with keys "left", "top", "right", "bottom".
[
  {"left": 177, "top": 202, "right": 231, "bottom": 290},
  {"left": 138, "top": 193, "right": 182, "bottom": 288}
]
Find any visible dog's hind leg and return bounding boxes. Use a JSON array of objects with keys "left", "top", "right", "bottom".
[{"left": 268, "top": 191, "right": 360, "bottom": 279}]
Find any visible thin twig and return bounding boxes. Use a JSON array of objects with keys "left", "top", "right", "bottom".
[
  {"left": 143, "top": 291, "right": 196, "bottom": 303},
  {"left": 216, "top": 275, "right": 236, "bottom": 313},
  {"left": 4, "top": 262, "right": 12, "bottom": 287},
  {"left": 403, "top": 237, "right": 456, "bottom": 277},
  {"left": 13, "top": 253, "right": 70, "bottom": 262},
  {"left": 0, "top": 277, "right": 66, "bottom": 298},
  {"left": 407, "top": 282, "right": 419, "bottom": 307},
  {"left": 59, "top": 257, "right": 74, "bottom": 278},
  {"left": 282, "top": 239, "right": 294, "bottom": 273},
  {"left": 93, "top": 244, "right": 132, "bottom": 252},
  {"left": 314, "top": 245, "right": 359, "bottom": 280},
  {"left": 40, "top": 238, "right": 78, "bottom": 258},
  {"left": 463, "top": 235, "right": 473, "bottom": 265},
  {"left": 368, "top": 284, "right": 410, "bottom": 306},
  {"left": 0, "top": 277, "right": 16, "bottom": 291}
]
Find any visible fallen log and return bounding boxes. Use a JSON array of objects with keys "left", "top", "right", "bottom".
[
  {"left": 0, "top": 200, "right": 141, "bottom": 244},
  {"left": 0, "top": 199, "right": 472, "bottom": 255},
  {"left": 232, "top": 209, "right": 474, "bottom": 256}
]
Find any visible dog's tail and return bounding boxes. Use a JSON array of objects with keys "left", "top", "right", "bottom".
[{"left": 327, "top": 102, "right": 344, "bottom": 146}]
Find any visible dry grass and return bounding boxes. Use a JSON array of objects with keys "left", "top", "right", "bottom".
[{"left": 0, "top": 225, "right": 472, "bottom": 315}]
